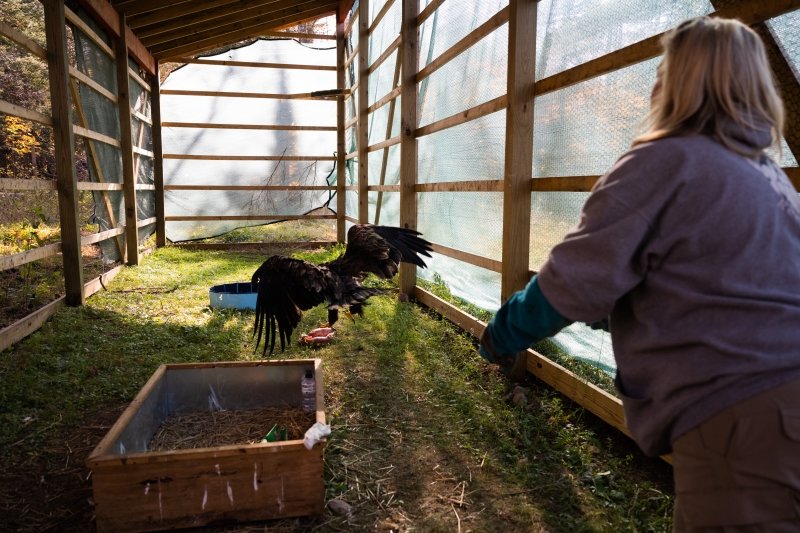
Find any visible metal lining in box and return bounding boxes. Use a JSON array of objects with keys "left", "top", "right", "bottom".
[{"left": 86, "top": 359, "right": 325, "bottom": 532}]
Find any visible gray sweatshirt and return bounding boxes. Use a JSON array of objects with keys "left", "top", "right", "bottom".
[{"left": 538, "top": 126, "right": 800, "bottom": 456}]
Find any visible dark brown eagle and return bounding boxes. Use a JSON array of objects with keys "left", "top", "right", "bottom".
[{"left": 252, "top": 224, "right": 433, "bottom": 355}]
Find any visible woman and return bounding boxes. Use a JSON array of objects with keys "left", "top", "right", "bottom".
[{"left": 480, "top": 17, "right": 800, "bottom": 531}]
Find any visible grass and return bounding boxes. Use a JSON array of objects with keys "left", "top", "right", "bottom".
[{"left": 0, "top": 245, "right": 673, "bottom": 532}]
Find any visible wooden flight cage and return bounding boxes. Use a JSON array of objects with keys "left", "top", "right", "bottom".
[{"left": 1, "top": 0, "right": 799, "bottom": 451}]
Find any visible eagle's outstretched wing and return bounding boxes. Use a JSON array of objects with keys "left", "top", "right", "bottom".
[
  {"left": 252, "top": 256, "right": 331, "bottom": 355},
  {"left": 327, "top": 224, "right": 433, "bottom": 278}
]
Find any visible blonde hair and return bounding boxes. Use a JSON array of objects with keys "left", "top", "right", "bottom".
[{"left": 634, "top": 17, "right": 784, "bottom": 157}]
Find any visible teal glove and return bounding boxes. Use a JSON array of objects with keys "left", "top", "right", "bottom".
[{"left": 479, "top": 276, "right": 572, "bottom": 369}]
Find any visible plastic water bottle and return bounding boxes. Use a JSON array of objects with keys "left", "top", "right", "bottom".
[{"left": 301, "top": 369, "right": 316, "bottom": 412}]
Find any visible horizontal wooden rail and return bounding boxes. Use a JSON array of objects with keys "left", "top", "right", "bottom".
[
  {"left": 262, "top": 30, "right": 336, "bottom": 41},
  {"left": 344, "top": 215, "right": 360, "bottom": 225},
  {"left": 132, "top": 146, "right": 154, "bottom": 158},
  {"left": 128, "top": 67, "right": 150, "bottom": 92},
  {"left": 77, "top": 182, "right": 123, "bottom": 191},
  {"left": 164, "top": 184, "right": 336, "bottom": 191},
  {"left": 416, "top": 94, "right": 506, "bottom": 137},
  {"left": 368, "top": 0, "right": 396, "bottom": 35},
  {"left": 132, "top": 110, "right": 152, "bottom": 125},
  {"left": 368, "top": 86, "right": 401, "bottom": 114},
  {"left": 70, "top": 67, "right": 118, "bottom": 102},
  {"left": 532, "top": 0, "right": 800, "bottom": 97},
  {"left": 416, "top": 179, "right": 503, "bottom": 193},
  {"left": 368, "top": 184, "right": 400, "bottom": 192},
  {"left": 165, "top": 214, "right": 338, "bottom": 222},
  {"left": 345, "top": 151, "right": 358, "bottom": 160},
  {"left": 160, "top": 89, "right": 341, "bottom": 100},
  {"left": 367, "top": 135, "right": 400, "bottom": 153},
  {"left": 417, "top": 6, "right": 509, "bottom": 83},
  {"left": 431, "top": 242, "right": 502, "bottom": 272},
  {"left": 81, "top": 227, "right": 124, "bottom": 246},
  {"left": 162, "top": 154, "right": 336, "bottom": 161},
  {"left": 0, "top": 20, "right": 46, "bottom": 59},
  {"left": 532, "top": 175, "right": 601, "bottom": 192},
  {"left": 172, "top": 58, "right": 336, "bottom": 71},
  {"left": 418, "top": 0, "right": 445, "bottom": 26},
  {"left": 0, "top": 242, "right": 62, "bottom": 272},
  {"left": 137, "top": 217, "right": 157, "bottom": 227},
  {"left": 73, "top": 125, "right": 120, "bottom": 147},
  {"left": 65, "top": 6, "right": 114, "bottom": 58},
  {"left": 368, "top": 35, "right": 400, "bottom": 75},
  {"left": 345, "top": 115, "right": 359, "bottom": 129},
  {"left": 160, "top": 122, "right": 336, "bottom": 131},
  {"left": 0, "top": 99, "right": 52, "bottom": 126},
  {"left": 135, "top": 184, "right": 156, "bottom": 191},
  {"left": 344, "top": 44, "right": 359, "bottom": 70},
  {"left": 172, "top": 241, "right": 336, "bottom": 251},
  {"left": 0, "top": 178, "right": 57, "bottom": 191}
]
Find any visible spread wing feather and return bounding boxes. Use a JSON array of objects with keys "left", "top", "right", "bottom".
[
  {"left": 327, "top": 224, "right": 433, "bottom": 278},
  {"left": 252, "top": 256, "right": 331, "bottom": 355}
]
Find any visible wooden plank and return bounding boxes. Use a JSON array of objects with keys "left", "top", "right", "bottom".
[
  {"left": 368, "top": 35, "right": 400, "bottom": 75},
  {"left": 399, "top": 0, "right": 419, "bottom": 295},
  {"left": 431, "top": 242, "right": 502, "bottom": 272},
  {"left": 127, "top": 66, "right": 150, "bottom": 93},
  {"left": 0, "top": 99, "right": 52, "bottom": 126},
  {"left": 0, "top": 297, "right": 65, "bottom": 353},
  {"left": 533, "top": 0, "right": 800, "bottom": 97},
  {"left": 45, "top": 0, "right": 84, "bottom": 306},
  {"left": 415, "top": 179, "right": 503, "bottom": 192},
  {"left": 132, "top": 110, "right": 151, "bottom": 125},
  {"left": 173, "top": 240, "right": 334, "bottom": 251},
  {"left": 116, "top": 13, "right": 139, "bottom": 266},
  {"left": 367, "top": 135, "right": 401, "bottom": 153},
  {"left": 81, "top": 227, "right": 125, "bottom": 246},
  {"left": 344, "top": 215, "right": 359, "bottom": 225},
  {"left": 137, "top": 217, "right": 157, "bottom": 228},
  {"left": 0, "top": 20, "right": 46, "bottom": 59},
  {"left": 417, "top": 0, "right": 445, "bottom": 26},
  {"left": 134, "top": 184, "right": 156, "bottom": 190},
  {"left": 160, "top": 89, "right": 340, "bottom": 100},
  {"left": 344, "top": 43, "right": 359, "bottom": 70},
  {"left": 337, "top": 13, "right": 347, "bottom": 243},
  {"left": 368, "top": 185, "right": 400, "bottom": 192},
  {"left": 132, "top": 146, "right": 154, "bottom": 157},
  {"left": 357, "top": 0, "right": 369, "bottom": 223},
  {"left": 367, "top": 86, "right": 402, "bottom": 114},
  {"left": 165, "top": 215, "right": 337, "bottom": 222},
  {"left": 153, "top": 4, "right": 338, "bottom": 60},
  {"left": 162, "top": 154, "right": 336, "bottom": 161},
  {"left": 150, "top": 61, "right": 166, "bottom": 248},
  {"left": 76, "top": 182, "right": 124, "bottom": 191},
  {"left": 64, "top": 5, "right": 115, "bottom": 57},
  {"left": 416, "top": 6, "right": 509, "bottom": 83},
  {"left": 375, "top": 51, "right": 403, "bottom": 225},
  {"left": 84, "top": 263, "right": 123, "bottom": 298},
  {"left": 343, "top": 5, "right": 357, "bottom": 35},
  {"left": 501, "top": 0, "right": 536, "bottom": 303},
  {"left": 532, "top": 175, "right": 600, "bottom": 192},
  {"left": 129, "top": 0, "right": 273, "bottom": 34},
  {"left": 416, "top": 94, "right": 506, "bottom": 137},
  {"left": 0, "top": 178, "right": 56, "bottom": 191},
  {"left": 0, "top": 242, "right": 62, "bottom": 272},
  {"left": 73, "top": 125, "right": 121, "bottom": 147},
  {"left": 171, "top": 57, "right": 337, "bottom": 71},
  {"left": 164, "top": 184, "right": 336, "bottom": 191},
  {"left": 69, "top": 66, "right": 118, "bottom": 102},
  {"left": 368, "top": 0, "right": 396, "bottom": 34},
  {"left": 161, "top": 121, "right": 335, "bottom": 131},
  {"left": 262, "top": 29, "right": 336, "bottom": 40}
]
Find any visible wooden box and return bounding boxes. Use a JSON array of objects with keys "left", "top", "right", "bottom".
[{"left": 86, "top": 359, "right": 326, "bottom": 532}]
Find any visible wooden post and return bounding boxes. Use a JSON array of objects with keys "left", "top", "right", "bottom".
[
  {"left": 398, "top": 0, "right": 419, "bottom": 296},
  {"left": 151, "top": 59, "right": 166, "bottom": 247},
  {"left": 357, "top": 0, "right": 369, "bottom": 223},
  {"left": 336, "top": 12, "right": 347, "bottom": 243},
  {"left": 502, "top": 0, "right": 537, "bottom": 381},
  {"left": 116, "top": 14, "right": 139, "bottom": 264},
  {"left": 44, "top": 0, "right": 84, "bottom": 306}
]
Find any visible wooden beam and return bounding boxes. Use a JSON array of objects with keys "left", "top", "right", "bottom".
[
  {"left": 368, "top": 35, "right": 401, "bottom": 75},
  {"left": 151, "top": 60, "right": 166, "bottom": 248},
  {"left": 0, "top": 297, "right": 64, "bottom": 353},
  {"left": 77, "top": 182, "right": 124, "bottom": 190},
  {"left": 161, "top": 122, "right": 336, "bottom": 131},
  {"left": 368, "top": 0, "right": 397, "bottom": 34},
  {"left": 417, "top": 0, "right": 444, "bottom": 26},
  {"left": 416, "top": 94, "right": 507, "bottom": 137},
  {"left": 0, "top": 20, "right": 46, "bottom": 59},
  {"left": 160, "top": 89, "right": 341, "bottom": 100},
  {"left": 415, "top": 179, "right": 503, "bottom": 193},
  {"left": 501, "top": 0, "right": 536, "bottom": 302},
  {"left": 170, "top": 58, "right": 336, "bottom": 71},
  {"left": 431, "top": 242, "right": 502, "bottom": 273},
  {"left": 165, "top": 215, "right": 337, "bottom": 222},
  {"left": 172, "top": 240, "right": 335, "bottom": 251},
  {"left": 152, "top": 3, "right": 338, "bottom": 59},
  {"left": 162, "top": 154, "right": 336, "bottom": 161},
  {"left": 81, "top": 227, "right": 125, "bottom": 246},
  {"left": 532, "top": 175, "right": 600, "bottom": 192},
  {"left": 129, "top": 0, "right": 267, "bottom": 32},
  {"left": 338, "top": 0, "right": 357, "bottom": 23},
  {"left": 533, "top": 0, "right": 800, "bottom": 98},
  {"left": 114, "top": 0, "right": 197, "bottom": 17},
  {"left": 116, "top": 13, "right": 139, "bottom": 265},
  {"left": 0, "top": 178, "right": 57, "bottom": 191},
  {"left": 76, "top": 0, "right": 156, "bottom": 74},
  {"left": 357, "top": 0, "right": 369, "bottom": 224},
  {"left": 416, "top": 6, "right": 509, "bottom": 83},
  {"left": 0, "top": 99, "right": 52, "bottom": 126},
  {"left": 336, "top": 13, "right": 347, "bottom": 243},
  {"left": 375, "top": 52, "right": 403, "bottom": 225},
  {"left": 367, "top": 86, "right": 402, "bottom": 114},
  {"left": 44, "top": 0, "right": 84, "bottom": 306},
  {"left": 0, "top": 242, "right": 61, "bottom": 272},
  {"left": 164, "top": 185, "right": 336, "bottom": 191},
  {"left": 398, "top": 0, "right": 419, "bottom": 295}
]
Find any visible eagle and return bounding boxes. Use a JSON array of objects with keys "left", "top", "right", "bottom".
[{"left": 252, "top": 224, "right": 433, "bottom": 355}]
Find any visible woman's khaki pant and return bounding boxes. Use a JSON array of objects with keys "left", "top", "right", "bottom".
[{"left": 672, "top": 378, "right": 800, "bottom": 532}]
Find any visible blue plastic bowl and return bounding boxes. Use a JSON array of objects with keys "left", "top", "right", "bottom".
[{"left": 209, "top": 282, "right": 257, "bottom": 310}]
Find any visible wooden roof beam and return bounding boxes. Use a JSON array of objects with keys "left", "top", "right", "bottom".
[
  {"left": 128, "top": 0, "right": 261, "bottom": 32},
  {"left": 154, "top": 4, "right": 338, "bottom": 60},
  {"left": 112, "top": 0, "right": 193, "bottom": 17},
  {"left": 77, "top": 0, "right": 155, "bottom": 74}
]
